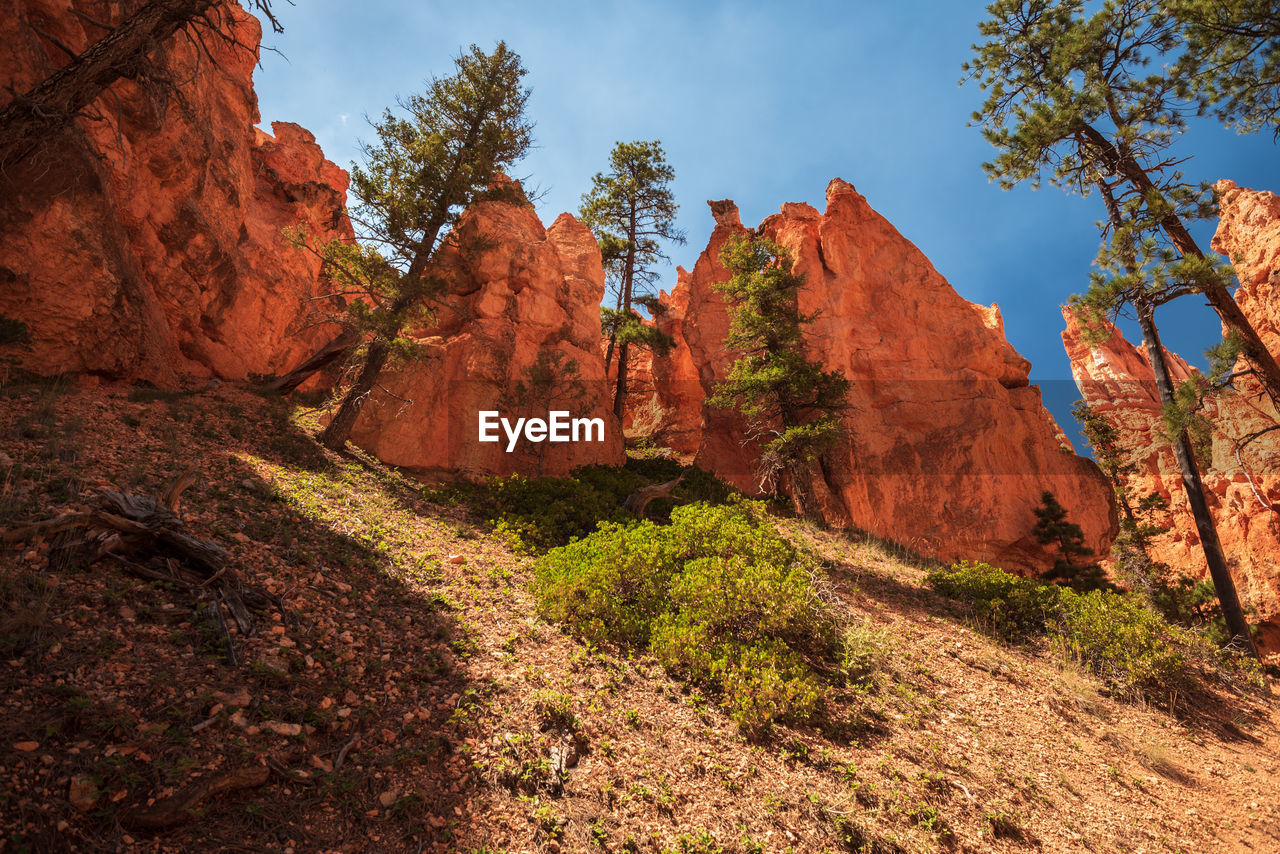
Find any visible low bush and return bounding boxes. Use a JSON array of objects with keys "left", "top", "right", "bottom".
[
  {"left": 927, "top": 561, "right": 1257, "bottom": 704},
  {"left": 429, "top": 462, "right": 737, "bottom": 554},
  {"left": 533, "top": 499, "right": 836, "bottom": 735},
  {"left": 926, "top": 561, "right": 1059, "bottom": 643}
]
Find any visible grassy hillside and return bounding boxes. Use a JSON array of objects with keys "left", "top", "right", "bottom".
[{"left": 1, "top": 379, "right": 1278, "bottom": 853}]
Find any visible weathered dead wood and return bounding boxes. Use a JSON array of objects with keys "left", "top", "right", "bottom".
[
  {"left": 622, "top": 472, "right": 686, "bottom": 520},
  {"left": 107, "top": 553, "right": 192, "bottom": 590},
  {"left": 161, "top": 466, "right": 200, "bottom": 515},
  {"left": 265, "top": 755, "right": 316, "bottom": 786},
  {"left": 2, "top": 512, "right": 95, "bottom": 542},
  {"left": 122, "top": 764, "right": 270, "bottom": 830},
  {"left": 2, "top": 475, "right": 280, "bottom": 663},
  {"left": 267, "top": 329, "right": 360, "bottom": 395}
]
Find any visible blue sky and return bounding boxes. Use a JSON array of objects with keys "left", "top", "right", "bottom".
[{"left": 252, "top": 0, "right": 1279, "bottom": 449}]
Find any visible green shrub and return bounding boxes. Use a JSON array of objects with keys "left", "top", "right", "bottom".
[
  {"left": 838, "top": 619, "right": 893, "bottom": 687},
  {"left": 1050, "top": 589, "right": 1185, "bottom": 700},
  {"left": 926, "top": 561, "right": 1247, "bottom": 705},
  {"left": 624, "top": 457, "right": 738, "bottom": 517},
  {"left": 533, "top": 500, "right": 835, "bottom": 735},
  {"left": 533, "top": 518, "right": 682, "bottom": 646},
  {"left": 428, "top": 463, "right": 736, "bottom": 554},
  {"left": 925, "top": 561, "right": 1060, "bottom": 642}
]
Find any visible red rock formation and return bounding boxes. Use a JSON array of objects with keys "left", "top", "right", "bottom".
[
  {"left": 346, "top": 185, "right": 624, "bottom": 479},
  {"left": 1063, "top": 182, "right": 1280, "bottom": 649},
  {"left": 0, "top": 1, "right": 350, "bottom": 385},
  {"left": 639, "top": 179, "right": 1116, "bottom": 571}
]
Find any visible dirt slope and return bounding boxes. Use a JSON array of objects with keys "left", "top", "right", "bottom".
[{"left": 1, "top": 381, "right": 1277, "bottom": 853}]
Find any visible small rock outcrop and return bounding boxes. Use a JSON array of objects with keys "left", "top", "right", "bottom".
[
  {"left": 636, "top": 179, "right": 1117, "bottom": 572},
  {"left": 346, "top": 184, "right": 624, "bottom": 479},
  {"left": 1063, "top": 181, "right": 1280, "bottom": 649},
  {"left": 0, "top": 1, "right": 351, "bottom": 385}
]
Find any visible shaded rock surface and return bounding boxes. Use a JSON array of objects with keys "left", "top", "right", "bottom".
[
  {"left": 1062, "top": 181, "right": 1280, "bottom": 649},
  {"left": 0, "top": 0, "right": 351, "bottom": 385},
  {"left": 346, "top": 184, "right": 624, "bottom": 479},
  {"left": 635, "top": 179, "right": 1116, "bottom": 572}
]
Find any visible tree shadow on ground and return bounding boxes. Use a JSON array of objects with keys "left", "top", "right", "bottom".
[
  {"left": 821, "top": 530, "right": 1272, "bottom": 744},
  {"left": 0, "top": 382, "right": 486, "bottom": 852}
]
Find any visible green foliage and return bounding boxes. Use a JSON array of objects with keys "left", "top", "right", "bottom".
[
  {"left": 1168, "top": 0, "right": 1280, "bottom": 133},
  {"left": 968, "top": 3, "right": 1260, "bottom": 652},
  {"left": 708, "top": 236, "right": 849, "bottom": 511},
  {"left": 1072, "top": 401, "right": 1133, "bottom": 486},
  {"left": 966, "top": 0, "right": 1181, "bottom": 192},
  {"left": 1031, "top": 491, "right": 1109, "bottom": 591},
  {"left": 307, "top": 42, "right": 533, "bottom": 334},
  {"left": 579, "top": 140, "right": 686, "bottom": 305},
  {"left": 1050, "top": 588, "right": 1185, "bottom": 698},
  {"left": 432, "top": 462, "right": 737, "bottom": 554},
  {"left": 927, "top": 561, "right": 1252, "bottom": 703},
  {"left": 581, "top": 140, "right": 686, "bottom": 419},
  {"left": 1205, "top": 329, "right": 1245, "bottom": 386},
  {"left": 1071, "top": 403, "right": 1239, "bottom": 644},
  {"left": 600, "top": 306, "right": 674, "bottom": 355},
  {"left": 533, "top": 500, "right": 837, "bottom": 735},
  {"left": 454, "top": 471, "right": 637, "bottom": 555},
  {"left": 623, "top": 456, "right": 738, "bottom": 512},
  {"left": 927, "top": 561, "right": 1062, "bottom": 642},
  {"left": 1160, "top": 377, "right": 1214, "bottom": 467},
  {"left": 966, "top": 1, "right": 1234, "bottom": 311},
  {"left": 837, "top": 619, "right": 893, "bottom": 687},
  {"left": 497, "top": 352, "right": 589, "bottom": 477},
  {"left": 301, "top": 43, "right": 534, "bottom": 447},
  {"left": 349, "top": 43, "right": 533, "bottom": 282}
]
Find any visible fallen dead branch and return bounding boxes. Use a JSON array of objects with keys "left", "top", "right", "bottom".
[
  {"left": 2, "top": 468, "right": 283, "bottom": 664},
  {"left": 265, "top": 755, "right": 317, "bottom": 786},
  {"left": 622, "top": 472, "right": 685, "bottom": 520},
  {"left": 122, "top": 765, "right": 271, "bottom": 830},
  {"left": 333, "top": 733, "right": 361, "bottom": 773}
]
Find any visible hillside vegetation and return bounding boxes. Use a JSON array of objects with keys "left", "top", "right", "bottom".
[{"left": 2, "top": 380, "right": 1278, "bottom": 853}]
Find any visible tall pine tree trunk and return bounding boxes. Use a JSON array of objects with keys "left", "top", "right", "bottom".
[
  {"left": 1134, "top": 300, "right": 1255, "bottom": 655},
  {"left": 1082, "top": 124, "right": 1280, "bottom": 407},
  {"left": 0, "top": 0, "right": 216, "bottom": 170},
  {"left": 613, "top": 211, "right": 638, "bottom": 421},
  {"left": 320, "top": 338, "right": 390, "bottom": 451},
  {"left": 1093, "top": 176, "right": 1257, "bottom": 656},
  {"left": 613, "top": 342, "right": 629, "bottom": 421},
  {"left": 603, "top": 286, "right": 624, "bottom": 374}
]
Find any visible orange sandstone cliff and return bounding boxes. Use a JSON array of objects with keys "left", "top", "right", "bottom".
[
  {"left": 634, "top": 179, "right": 1117, "bottom": 572},
  {"left": 0, "top": 0, "right": 351, "bottom": 385},
  {"left": 1062, "top": 181, "right": 1280, "bottom": 648},
  {"left": 345, "top": 185, "right": 625, "bottom": 479}
]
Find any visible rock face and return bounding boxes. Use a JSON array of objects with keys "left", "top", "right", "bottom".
[
  {"left": 637, "top": 179, "right": 1116, "bottom": 572},
  {"left": 1063, "top": 181, "right": 1280, "bottom": 650},
  {"left": 347, "top": 185, "right": 624, "bottom": 479},
  {"left": 0, "top": 1, "right": 351, "bottom": 385}
]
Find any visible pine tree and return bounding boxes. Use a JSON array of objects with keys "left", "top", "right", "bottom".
[
  {"left": 965, "top": 0, "right": 1280, "bottom": 409},
  {"left": 0, "top": 1, "right": 281, "bottom": 172},
  {"left": 1077, "top": 182, "right": 1257, "bottom": 654},
  {"left": 1168, "top": 0, "right": 1280, "bottom": 134},
  {"left": 498, "top": 351, "right": 587, "bottom": 476},
  {"left": 967, "top": 0, "right": 1258, "bottom": 654},
  {"left": 295, "top": 43, "right": 533, "bottom": 451},
  {"left": 1032, "top": 490, "right": 1110, "bottom": 591},
  {"left": 708, "top": 236, "right": 850, "bottom": 520},
  {"left": 1072, "top": 402, "right": 1233, "bottom": 640},
  {"left": 578, "top": 141, "right": 684, "bottom": 420}
]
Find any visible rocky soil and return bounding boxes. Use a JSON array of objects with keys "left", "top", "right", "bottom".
[{"left": 1, "top": 381, "right": 1277, "bottom": 853}]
